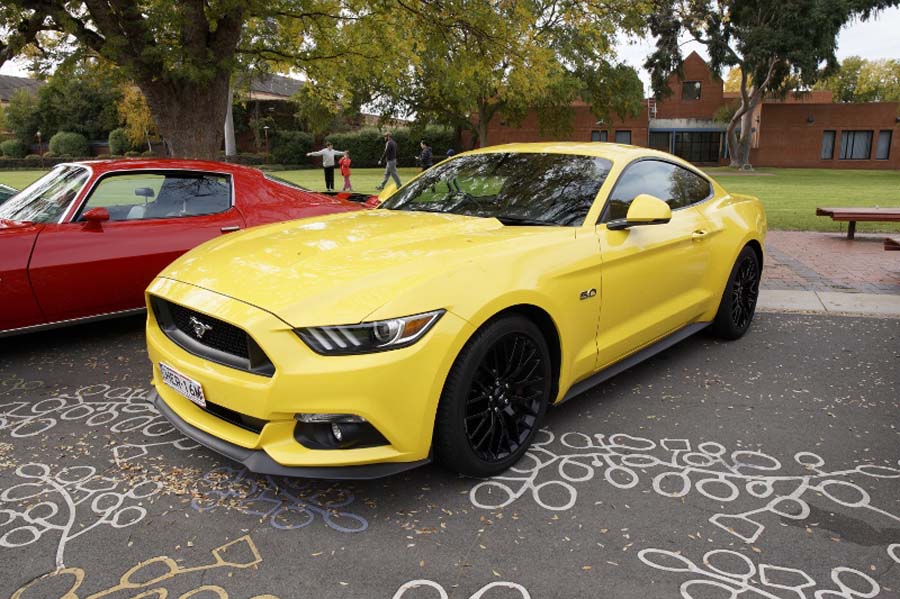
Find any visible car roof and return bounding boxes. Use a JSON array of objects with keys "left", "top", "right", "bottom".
[
  {"left": 59, "top": 158, "right": 263, "bottom": 177},
  {"left": 464, "top": 142, "right": 683, "bottom": 164}
]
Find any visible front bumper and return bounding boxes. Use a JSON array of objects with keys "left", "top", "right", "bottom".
[
  {"left": 145, "top": 277, "right": 473, "bottom": 477},
  {"left": 150, "top": 389, "right": 429, "bottom": 479}
]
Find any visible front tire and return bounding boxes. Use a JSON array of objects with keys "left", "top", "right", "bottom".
[
  {"left": 434, "top": 315, "right": 552, "bottom": 477},
  {"left": 711, "top": 246, "right": 761, "bottom": 340}
]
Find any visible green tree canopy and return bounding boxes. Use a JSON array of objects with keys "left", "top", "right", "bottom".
[
  {"left": 363, "top": 0, "right": 647, "bottom": 147},
  {"left": 644, "top": 0, "right": 898, "bottom": 169},
  {"left": 817, "top": 56, "right": 900, "bottom": 103}
]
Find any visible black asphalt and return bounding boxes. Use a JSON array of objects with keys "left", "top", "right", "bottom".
[{"left": 1, "top": 312, "right": 898, "bottom": 598}]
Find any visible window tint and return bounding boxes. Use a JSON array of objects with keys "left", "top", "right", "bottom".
[
  {"left": 0, "top": 165, "right": 89, "bottom": 223},
  {"left": 615, "top": 130, "right": 632, "bottom": 144},
  {"left": 821, "top": 131, "right": 836, "bottom": 159},
  {"left": 604, "top": 160, "right": 710, "bottom": 221},
  {"left": 682, "top": 81, "right": 701, "bottom": 100},
  {"left": 839, "top": 131, "right": 872, "bottom": 160},
  {"left": 81, "top": 172, "right": 231, "bottom": 221},
  {"left": 382, "top": 152, "right": 612, "bottom": 227},
  {"left": 876, "top": 130, "right": 892, "bottom": 160}
]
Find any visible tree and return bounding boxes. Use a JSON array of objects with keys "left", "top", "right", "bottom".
[
  {"left": 644, "top": 0, "right": 898, "bottom": 169},
  {"left": 817, "top": 56, "right": 900, "bottom": 103},
  {"left": 364, "top": 0, "right": 647, "bottom": 147},
  {"left": 35, "top": 59, "right": 122, "bottom": 141},
  {"left": 117, "top": 85, "right": 157, "bottom": 151},
  {"left": 724, "top": 67, "right": 742, "bottom": 93},
  {"left": 0, "top": 1, "right": 386, "bottom": 159},
  {"left": 4, "top": 88, "right": 40, "bottom": 144}
]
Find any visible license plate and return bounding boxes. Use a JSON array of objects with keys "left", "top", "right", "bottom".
[{"left": 159, "top": 362, "right": 206, "bottom": 408}]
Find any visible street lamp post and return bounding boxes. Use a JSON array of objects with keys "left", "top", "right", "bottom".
[
  {"left": 36, "top": 130, "right": 43, "bottom": 167},
  {"left": 263, "top": 125, "right": 270, "bottom": 163}
]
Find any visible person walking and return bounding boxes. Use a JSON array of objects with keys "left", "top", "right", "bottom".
[
  {"left": 339, "top": 151, "right": 353, "bottom": 191},
  {"left": 417, "top": 140, "right": 433, "bottom": 172},
  {"left": 306, "top": 142, "right": 344, "bottom": 191},
  {"left": 376, "top": 131, "right": 401, "bottom": 190}
]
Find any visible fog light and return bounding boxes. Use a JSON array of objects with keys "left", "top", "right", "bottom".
[
  {"left": 331, "top": 422, "right": 343, "bottom": 441},
  {"left": 295, "top": 413, "right": 367, "bottom": 424}
]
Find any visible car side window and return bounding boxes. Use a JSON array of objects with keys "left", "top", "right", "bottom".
[
  {"left": 603, "top": 160, "right": 711, "bottom": 221},
  {"left": 80, "top": 172, "right": 231, "bottom": 221}
]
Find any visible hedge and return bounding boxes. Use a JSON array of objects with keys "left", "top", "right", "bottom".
[
  {"left": 49, "top": 131, "right": 89, "bottom": 157},
  {"left": 0, "top": 139, "right": 27, "bottom": 159},
  {"left": 270, "top": 131, "right": 314, "bottom": 165},
  {"left": 324, "top": 126, "right": 456, "bottom": 168},
  {"left": 108, "top": 128, "right": 132, "bottom": 155}
]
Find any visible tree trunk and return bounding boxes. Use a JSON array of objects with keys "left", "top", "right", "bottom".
[
  {"left": 139, "top": 71, "right": 231, "bottom": 160},
  {"left": 224, "top": 82, "right": 237, "bottom": 157},
  {"left": 476, "top": 101, "right": 491, "bottom": 148},
  {"left": 737, "top": 109, "right": 755, "bottom": 169}
]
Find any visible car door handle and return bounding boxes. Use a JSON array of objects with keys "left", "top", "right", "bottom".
[
  {"left": 692, "top": 229, "right": 708, "bottom": 240},
  {"left": 220, "top": 226, "right": 241, "bottom": 233}
]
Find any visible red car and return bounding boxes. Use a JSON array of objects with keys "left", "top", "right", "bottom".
[{"left": 0, "top": 159, "right": 363, "bottom": 336}]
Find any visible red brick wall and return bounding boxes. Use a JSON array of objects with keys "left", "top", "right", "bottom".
[
  {"left": 751, "top": 102, "right": 900, "bottom": 169},
  {"left": 654, "top": 52, "right": 725, "bottom": 120}
]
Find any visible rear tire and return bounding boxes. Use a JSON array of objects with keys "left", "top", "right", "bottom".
[
  {"left": 434, "top": 315, "right": 552, "bottom": 477},
  {"left": 711, "top": 246, "right": 761, "bottom": 340}
]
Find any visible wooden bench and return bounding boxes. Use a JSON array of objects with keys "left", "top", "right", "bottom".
[
  {"left": 886, "top": 236, "right": 900, "bottom": 251},
  {"left": 816, "top": 207, "right": 900, "bottom": 240}
]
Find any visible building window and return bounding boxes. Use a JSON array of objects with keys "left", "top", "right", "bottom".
[
  {"left": 876, "top": 130, "right": 892, "bottom": 160},
  {"left": 615, "top": 130, "right": 631, "bottom": 144},
  {"left": 820, "top": 131, "right": 835, "bottom": 159},
  {"left": 682, "top": 81, "right": 701, "bottom": 101},
  {"left": 839, "top": 130, "right": 873, "bottom": 160},
  {"left": 649, "top": 131, "right": 671, "bottom": 152},
  {"left": 673, "top": 131, "right": 722, "bottom": 163},
  {"left": 591, "top": 130, "right": 608, "bottom": 142}
]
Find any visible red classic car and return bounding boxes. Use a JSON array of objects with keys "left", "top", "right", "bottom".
[{"left": 0, "top": 159, "right": 364, "bottom": 336}]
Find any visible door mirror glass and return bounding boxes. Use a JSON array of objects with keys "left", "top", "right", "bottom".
[{"left": 608, "top": 194, "right": 672, "bottom": 230}]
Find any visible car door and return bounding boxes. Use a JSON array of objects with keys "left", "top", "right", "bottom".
[
  {"left": 28, "top": 170, "right": 245, "bottom": 323},
  {"left": 594, "top": 159, "right": 715, "bottom": 368},
  {"left": 0, "top": 222, "right": 45, "bottom": 332}
]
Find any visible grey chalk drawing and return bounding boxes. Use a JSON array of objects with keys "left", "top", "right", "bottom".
[
  {"left": 392, "top": 580, "right": 531, "bottom": 598},
  {"left": 469, "top": 430, "right": 900, "bottom": 551},
  {"left": 190, "top": 466, "right": 369, "bottom": 532},
  {"left": 0, "top": 375, "right": 43, "bottom": 399},
  {"left": 0, "top": 462, "right": 161, "bottom": 568},
  {"left": 0, "top": 383, "right": 198, "bottom": 464},
  {"left": 639, "top": 546, "right": 883, "bottom": 599}
]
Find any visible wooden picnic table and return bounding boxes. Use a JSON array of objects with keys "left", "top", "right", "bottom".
[{"left": 815, "top": 207, "right": 900, "bottom": 240}]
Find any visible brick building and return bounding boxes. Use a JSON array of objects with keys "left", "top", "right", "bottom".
[{"left": 483, "top": 52, "right": 900, "bottom": 169}]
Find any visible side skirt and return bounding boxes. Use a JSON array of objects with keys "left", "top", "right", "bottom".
[
  {"left": 559, "top": 322, "right": 710, "bottom": 404},
  {"left": 0, "top": 308, "right": 145, "bottom": 338}
]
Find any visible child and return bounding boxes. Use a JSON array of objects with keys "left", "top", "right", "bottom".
[{"left": 339, "top": 151, "right": 352, "bottom": 191}]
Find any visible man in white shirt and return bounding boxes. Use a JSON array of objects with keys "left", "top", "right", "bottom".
[{"left": 306, "top": 142, "right": 345, "bottom": 191}]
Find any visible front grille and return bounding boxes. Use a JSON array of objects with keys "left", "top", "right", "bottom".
[
  {"left": 151, "top": 296, "right": 275, "bottom": 377},
  {"left": 167, "top": 302, "right": 250, "bottom": 359}
]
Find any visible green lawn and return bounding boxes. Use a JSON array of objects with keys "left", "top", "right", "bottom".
[{"left": 3, "top": 166, "right": 898, "bottom": 233}]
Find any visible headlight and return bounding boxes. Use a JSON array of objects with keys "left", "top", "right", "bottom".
[{"left": 296, "top": 310, "right": 445, "bottom": 355}]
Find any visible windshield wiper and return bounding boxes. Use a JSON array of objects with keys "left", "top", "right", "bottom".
[{"left": 495, "top": 216, "right": 556, "bottom": 227}]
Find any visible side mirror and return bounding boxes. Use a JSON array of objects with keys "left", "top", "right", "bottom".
[
  {"left": 377, "top": 181, "right": 398, "bottom": 202},
  {"left": 607, "top": 194, "right": 672, "bottom": 230},
  {"left": 82, "top": 207, "right": 110, "bottom": 229}
]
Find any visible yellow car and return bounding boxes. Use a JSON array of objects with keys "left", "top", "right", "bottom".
[{"left": 145, "top": 143, "right": 766, "bottom": 478}]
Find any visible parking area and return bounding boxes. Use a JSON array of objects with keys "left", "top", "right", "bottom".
[{"left": 1, "top": 312, "right": 898, "bottom": 598}]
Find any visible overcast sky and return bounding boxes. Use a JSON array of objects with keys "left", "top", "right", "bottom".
[{"left": 3, "top": 6, "right": 899, "bottom": 92}]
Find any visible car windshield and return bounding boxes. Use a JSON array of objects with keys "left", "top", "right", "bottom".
[
  {"left": 0, "top": 165, "right": 90, "bottom": 223},
  {"left": 381, "top": 152, "right": 612, "bottom": 226}
]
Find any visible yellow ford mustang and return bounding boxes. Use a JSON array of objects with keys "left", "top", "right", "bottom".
[{"left": 145, "top": 143, "right": 766, "bottom": 478}]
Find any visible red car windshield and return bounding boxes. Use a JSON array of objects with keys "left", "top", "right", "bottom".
[{"left": 0, "top": 165, "right": 89, "bottom": 223}]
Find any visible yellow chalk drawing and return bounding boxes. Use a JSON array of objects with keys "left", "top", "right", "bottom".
[{"left": 11, "top": 535, "right": 280, "bottom": 599}]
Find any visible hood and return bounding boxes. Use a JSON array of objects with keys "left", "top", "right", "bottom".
[{"left": 159, "top": 210, "right": 570, "bottom": 326}]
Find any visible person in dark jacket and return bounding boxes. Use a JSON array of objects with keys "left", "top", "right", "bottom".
[
  {"left": 376, "top": 131, "right": 401, "bottom": 190},
  {"left": 417, "top": 140, "right": 433, "bottom": 172}
]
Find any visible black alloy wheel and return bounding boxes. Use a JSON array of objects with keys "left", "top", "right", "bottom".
[
  {"left": 434, "top": 315, "right": 552, "bottom": 477},
  {"left": 712, "top": 246, "right": 761, "bottom": 340}
]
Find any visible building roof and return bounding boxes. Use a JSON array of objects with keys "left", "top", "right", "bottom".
[
  {"left": 246, "top": 73, "right": 303, "bottom": 99},
  {"left": 0, "top": 74, "right": 44, "bottom": 103}
]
